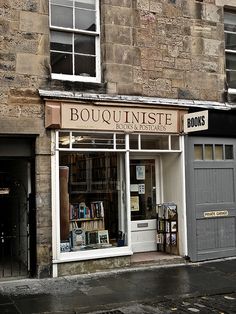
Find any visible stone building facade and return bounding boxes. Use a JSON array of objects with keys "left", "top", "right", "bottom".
[{"left": 0, "top": 0, "right": 235, "bottom": 278}]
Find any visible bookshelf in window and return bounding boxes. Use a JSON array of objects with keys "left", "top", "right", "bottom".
[
  {"left": 69, "top": 201, "right": 105, "bottom": 232},
  {"left": 61, "top": 153, "right": 117, "bottom": 194}
]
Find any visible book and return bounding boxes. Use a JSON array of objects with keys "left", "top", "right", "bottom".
[
  {"left": 70, "top": 228, "right": 85, "bottom": 250},
  {"left": 98, "top": 230, "right": 109, "bottom": 244},
  {"left": 86, "top": 230, "right": 98, "bottom": 245}
]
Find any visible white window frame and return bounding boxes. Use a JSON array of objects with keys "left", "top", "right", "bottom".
[
  {"left": 49, "top": 0, "right": 101, "bottom": 83},
  {"left": 224, "top": 10, "right": 236, "bottom": 93}
]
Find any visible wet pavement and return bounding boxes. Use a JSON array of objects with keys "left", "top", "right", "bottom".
[{"left": 0, "top": 258, "right": 236, "bottom": 313}]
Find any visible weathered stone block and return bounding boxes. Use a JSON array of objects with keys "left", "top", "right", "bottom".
[
  {"left": 185, "top": 72, "right": 218, "bottom": 90},
  {"left": 105, "top": 25, "right": 132, "bottom": 45},
  {"left": 175, "top": 58, "right": 191, "bottom": 70},
  {"left": 163, "top": 69, "right": 184, "bottom": 80},
  {"left": 16, "top": 53, "right": 49, "bottom": 76},
  {"left": 203, "top": 4, "right": 222, "bottom": 23},
  {"left": 106, "top": 82, "right": 117, "bottom": 94},
  {"left": 58, "top": 256, "right": 131, "bottom": 276},
  {"left": 20, "top": 11, "right": 49, "bottom": 34},
  {"left": 37, "top": 34, "right": 49, "bottom": 55},
  {"left": 150, "top": 1, "right": 162, "bottom": 14},
  {"left": 103, "top": 6, "right": 133, "bottom": 26},
  {"left": 137, "top": 0, "right": 149, "bottom": 11},
  {"left": 113, "top": 45, "right": 135, "bottom": 65},
  {"left": 102, "top": 0, "right": 132, "bottom": 7},
  {"left": 104, "top": 64, "right": 133, "bottom": 83}
]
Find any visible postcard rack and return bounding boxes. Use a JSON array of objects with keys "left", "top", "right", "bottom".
[{"left": 156, "top": 203, "right": 178, "bottom": 254}]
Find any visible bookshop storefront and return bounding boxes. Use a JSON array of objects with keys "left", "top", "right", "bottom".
[{"left": 46, "top": 101, "right": 187, "bottom": 276}]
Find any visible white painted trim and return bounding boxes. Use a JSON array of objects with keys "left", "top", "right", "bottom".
[
  {"left": 228, "top": 88, "right": 236, "bottom": 95},
  {"left": 51, "top": 131, "right": 58, "bottom": 262},
  {"left": 52, "top": 263, "right": 58, "bottom": 278},
  {"left": 55, "top": 247, "right": 133, "bottom": 263},
  {"left": 155, "top": 156, "right": 161, "bottom": 205},
  {"left": 125, "top": 134, "right": 132, "bottom": 250},
  {"left": 181, "top": 135, "right": 188, "bottom": 257}
]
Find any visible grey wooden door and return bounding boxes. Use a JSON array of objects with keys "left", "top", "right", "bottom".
[{"left": 186, "top": 137, "right": 236, "bottom": 261}]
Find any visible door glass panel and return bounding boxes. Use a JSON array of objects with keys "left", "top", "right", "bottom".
[
  {"left": 205, "top": 145, "right": 213, "bottom": 160},
  {"left": 130, "top": 159, "right": 156, "bottom": 221},
  {"left": 215, "top": 145, "right": 223, "bottom": 160},
  {"left": 194, "top": 144, "right": 203, "bottom": 160},
  {"left": 225, "top": 145, "right": 234, "bottom": 160}
]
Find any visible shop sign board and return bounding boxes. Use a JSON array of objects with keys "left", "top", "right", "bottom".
[
  {"left": 61, "top": 103, "right": 179, "bottom": 133},
  {"left": 204, "top": 210, "right": 229, "bottom": 218},
  {"left": 183, "top": 110, "right": 208, "bottom": 133}
]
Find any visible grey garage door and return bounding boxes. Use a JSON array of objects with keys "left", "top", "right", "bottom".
[{"left": 186, "top": 137, "right": 236, "bottom": 262}]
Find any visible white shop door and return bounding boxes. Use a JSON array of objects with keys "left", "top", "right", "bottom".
[{"left": 130, "top": 157, "right": 160, "bottom": 253}]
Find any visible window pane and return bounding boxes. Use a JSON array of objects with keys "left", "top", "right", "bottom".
[
  {"left": 226, "top": 70, "right": 236, "bottom": 88},
  {"left": 75, "top": 8, "right": 96, "bottom": 31},
  {"left": 130, "top": 134, "right": 139, "bottom": 149},
  {"left": 59, "top": 132, "right": 70, "bottom": 148},
  {"left": 215, "top": 145, "right": 223, "bottom": 160},
  {"left": 194, "top": 145, "right": 203, "bottom": 160},
  {"left": 226, "top": 53, "right": 236, "bottom": 70},
  {"left": 225, "top": 33, "right": 236, "bottom": 51},
  {"left": 205, "top": 145, "right": 213, "bottom": 160},
  {"left": 224, "top": 12, "right": 236, "bottom": 32},
  {"left": 75, "top": 0, "right": 95, "bottom": 10},
  {"left": 130, "top": 160, "right": 156, "bottom": 220},
  {"left": 51, "top": 52, "right": 73, "bottom": 75},
  {"left": 141, "top": 135, "right": 168, "bottom": 150},
  {"left": 51, "top": 0, "right": 73, "bottom": 5},
  {"left": 72, "top": 133, "right": 113, "bottom": 149},
  {"left": 116, "top": 134, "right": 125, "bottom": 149},
  {"left": 225, "top": 145, "right": 234, "bottom": 160},
  {"left": 171, "top": 136, "right": 180, "bottom": 150},
  {"left": 50, "top": 31, "right": 72, "bottom": 52},
  {"left": 74, "top": 34, "right": 95, "bottom": 55},
  {"left": 75, "top": 55, "right": 96, "bottom": 77},
  {"left": 51, "top": 4, "right": 73, "bottom": 28}
]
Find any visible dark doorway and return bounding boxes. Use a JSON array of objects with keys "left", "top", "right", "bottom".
[{"left": 0, "top": 153, "right": 36, "bottom": 279}]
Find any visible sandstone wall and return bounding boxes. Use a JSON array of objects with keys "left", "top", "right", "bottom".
[{"left": 102, "top": 0, "right": 226, "bottom": 101}]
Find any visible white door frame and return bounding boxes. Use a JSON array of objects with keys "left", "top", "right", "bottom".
[{"left": 130, "top": 154, "right": 162, "bottom": 253}]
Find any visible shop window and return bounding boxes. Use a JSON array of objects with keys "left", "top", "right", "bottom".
[
  {"left": 59, "top": 151, "right": 127, "bottom": 252},
  {"left": 49, "top": 0, "right": 100, "bottom": 83},
  {"left": 224, "top": 10, "right": 236, "bottom": 89}
]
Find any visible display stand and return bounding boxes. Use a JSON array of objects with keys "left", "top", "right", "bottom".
[{"left": 156, "top": 203, "right": 178, "bottom": 254}]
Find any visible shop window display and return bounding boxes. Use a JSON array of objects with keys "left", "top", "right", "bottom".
[{"left": 59, "top": 151, "right": 127, "bottom": 252}]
